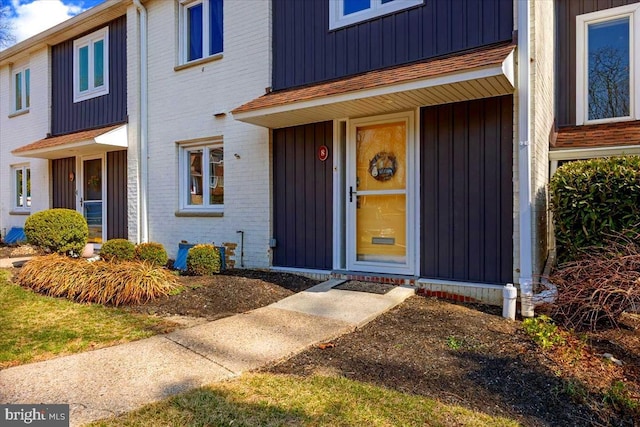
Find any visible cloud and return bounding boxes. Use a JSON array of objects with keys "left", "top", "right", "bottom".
[{"left": 10, "top": 0, "right": 86, "bottom": 43}]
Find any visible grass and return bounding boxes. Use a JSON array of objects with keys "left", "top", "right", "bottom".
[
  {"left": 91, "top": 373, "right": 519, "bottom": 427},
  {"left": 0, "top": 269, "right": 167, "bottom": 368}
]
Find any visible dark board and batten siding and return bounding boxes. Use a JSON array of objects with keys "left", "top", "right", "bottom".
[
  {"left": 51, "top": 15, "right": 127, "bottom": 136},
  {"left": 420, "top": 96, "right": 513, "bottom": 284},
  {"left": 272, "top": 122, "right": 333, "bottom": 269},
  {"left": 52, "top": 157, "right": 76, "bottom": 209},
  {"left": 272, "top": 0, "right": 513, "bottom": 91},
  {"left": 556, "top": 0, "right": 640, "bottom": 127},
  {"left": 107, "top": 150, "right": 127, "bottom": 240}
]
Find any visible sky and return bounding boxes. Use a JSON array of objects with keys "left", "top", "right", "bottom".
[{"left": 3, "top": 0, "right": 106, "bottom": 46}]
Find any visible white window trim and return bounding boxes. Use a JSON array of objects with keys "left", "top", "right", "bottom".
[
  {"left": 177, "top": 138, "right": 224, "bottom": 213},
  {"left": 576, "top": 3, "right": 640, "bottom": 125},
  {"left": 73, "top": 27, "right": 109, "bottom": 103},
  {"left": 179, "top": 0, "right": 223, "bottom": 65},
  {"left": 329, "top": 0, "right": 423, "bottom": 30},
  {"left": 12, "top": 65, "right": 30, "bottom": 114},
  {"left": 11, "top": 164, "right": 31, "bottom": 212}
]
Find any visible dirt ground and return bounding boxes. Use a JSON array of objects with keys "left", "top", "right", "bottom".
[
  {"left": 3, "top": 244, "right": 638, "bottom": 425},
  {"left": 124, "top": 269, "right": 319, "bottom": 323},
  {"left": 123, "top": 266, "right": 639, "bottom": 426}
]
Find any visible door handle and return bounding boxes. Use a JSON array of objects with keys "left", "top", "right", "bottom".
[
  {"left": 80, "top": 197, "right": 83, "bottom": 207},
  {"left": 349, "top": 186, "right": 354, "bottom": 202}
]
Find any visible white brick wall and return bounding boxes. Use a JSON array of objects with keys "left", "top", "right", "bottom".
[
  {"left": 512, "top": 0, "right": 555, "bottom": 283},
  {"left": 126, "top": 4, "right": 141, "bottom": 244},
  {"left": 530, "top": 0, "right": 554, "bottom": 276},
  {"left": 144, "top": 0, "right": 271, "bottom": 265},
  {"left": 0, "top": 48, "right": 51, "bottom": 235}
]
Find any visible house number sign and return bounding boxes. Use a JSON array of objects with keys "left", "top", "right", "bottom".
[{"left": 318, "top": 145, "right": 329, "bottom": 161}]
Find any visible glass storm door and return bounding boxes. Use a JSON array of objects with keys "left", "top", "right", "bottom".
[
  {"left": 81, "top": 157, "right": 104, "bottom": 244},
  {"left": 347, "top": 115, "right": 413, "bottom": 275}
]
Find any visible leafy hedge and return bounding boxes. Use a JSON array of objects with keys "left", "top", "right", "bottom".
[
  {"left": 550, "top": 156, "right": 640, "bottom": 262},
  {"left": 24, "top": 209, "right": 88, "bottom": 256}
]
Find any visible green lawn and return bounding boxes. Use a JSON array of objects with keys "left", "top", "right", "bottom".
[
  {"left": 0, "top": 269, "right": 166, "bottom": 368},
  {"left": 91, "top": 373, "right": 519, "bottom": 427}
]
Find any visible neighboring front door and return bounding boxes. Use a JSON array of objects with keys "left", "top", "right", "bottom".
[
  {"left": 80, "top": 156, "right": 105, "bottom": 244},
  {"left": 347, "top": 112, "right": 414, "bottom": 275}
]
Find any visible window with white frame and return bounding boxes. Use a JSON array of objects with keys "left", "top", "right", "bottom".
[
  {"left": 180, "top": 0, "right": 223, "bottom": 64},
  {"left": 329, "top": 0, "right": 423, "bottom": 30},
  {"left": 73, "top": 27, "right": 109, "bottom": 102},
  {"left": 12, "top": 65, "right": 30, "bottom": 113},
  {"left": 576, "top": 3, "right": 640, "bottom": 125},
  {"left": 179, "top": 140, "right": 224, "bottom": 211},
  {"left": 12, "top": 165, "right": 31, "bottom": 211}
]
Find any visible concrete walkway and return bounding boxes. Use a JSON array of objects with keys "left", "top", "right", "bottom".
[{"left": 0, "top": 278, "right": 414, "bottom": 426}]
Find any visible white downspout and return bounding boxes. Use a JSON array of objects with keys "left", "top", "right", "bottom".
[
  {"left": 133, "top": 0, "right": 148, "bottom": 243},
  {"left": 518, "top": 0, "right": 534, "bottom": 317}
]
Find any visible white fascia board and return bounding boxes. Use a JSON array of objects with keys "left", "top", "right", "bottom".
[
  {"left": 549, "top": 144, "right": 640, "bottom": 160},
  {"left": 94, "top": 124, "right": 128, "bottom": 147}
]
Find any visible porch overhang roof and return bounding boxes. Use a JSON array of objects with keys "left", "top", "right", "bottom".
[
  {"left": 232, "top": 42, "right": 516, "bottom": 129},
  {"left": 12, "top": 124, "right": 128, "bottom": 160},
  {"left": 551, "top": 120, "right": 640, "bottom": 150}
]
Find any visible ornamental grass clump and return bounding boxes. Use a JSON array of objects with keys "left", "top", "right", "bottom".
[
  {"left": 16, "top": 254, "right": 179, "bottom": 306},
  {"left": 100, "top": 238, "right": 135, "bottom": 262},
  {"left": 135, "top": 242, "right": 168, "bottom": 266},
  {"left": 186, "top": 244, "right": 221, "bottom": 275},
  {"left": 24, "top": 209, "right": 88, "bottom": 256}
]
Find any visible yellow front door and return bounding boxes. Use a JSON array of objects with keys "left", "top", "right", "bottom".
[{"left": 348, "top": 113, "right": 413, "bottom": 274}]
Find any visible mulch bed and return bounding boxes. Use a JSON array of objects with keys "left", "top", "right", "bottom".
[
  {"left": 264, "top": 297, "right": 600, "bottom": 426},
  {"left": 3, "top": 246, "right": 638, "bottom": 425},
  {"left": 124, "top": 269, "right": 320, "bottom": 321}
]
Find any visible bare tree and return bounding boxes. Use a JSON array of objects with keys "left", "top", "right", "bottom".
[
  {"left": 0, "top": 2, "right": 15, "bottom": 49},
  {"left": 588, "top": 46, "right": 630, "bottom": 120}
]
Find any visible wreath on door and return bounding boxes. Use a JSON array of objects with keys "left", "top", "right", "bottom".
[{"left": 369, "top": 151, "right": 397, "bottom": 181}]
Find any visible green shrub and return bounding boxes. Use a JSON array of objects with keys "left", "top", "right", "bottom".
[
  {"left": 186, "top": 244, "right": 220, "bottom": 275},
  {"left": 550, "top": 156, "right": 640, "bottom": 262},
  {"left": 16, "top": 254, "right": 179, "bottom": 305},
  {"left": 522, "top": 315, "right": 565, "bottom": 350},
  {"left": 100, "top": 239, "right": 135, "bottom": 262},
  {"left": 135, "top": 242, "right": 168, "bottom": 266},
  {"left": 24, "top": 209, "right": 88, "bottom": 256}
]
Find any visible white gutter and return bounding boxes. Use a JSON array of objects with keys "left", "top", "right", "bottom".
[
  {"left": 133, "top": 0, "right": 149, "bottom": 243},
  {"left": 517, "top": 0, "right": 535, "bottom": 317}
]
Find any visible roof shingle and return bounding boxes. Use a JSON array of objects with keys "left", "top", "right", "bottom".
[
  {"left": 554, "top": 120, "right": 640, "bottom": 149},
  {"left": 12, "top": 124, "right": 123, "bottom": 154},
  {"left": 232, "top": 42, "right": 515, "bottom": 115}
]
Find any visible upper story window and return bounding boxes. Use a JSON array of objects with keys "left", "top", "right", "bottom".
[
  {"left": 329, "top": 0, "right": 423, "bottom": 30},
  {"left": 12, "top": 65, "right": 30, "bottom": 114},
  {"left": 180, "top": 0, "right": 223, "bottom": 64},
  {"left": 73, "top": 27, "right": 109, "bottom": 103},
  {"left": 576, "top": 3, "right": 640, "bottom": 125},
  {"left": 178, "top": 138, "right": 224, "bottom": 212}
]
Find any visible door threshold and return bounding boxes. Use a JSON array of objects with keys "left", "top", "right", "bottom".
[{"left": 331, "top": 270, "right": 418, "bottom": 286}]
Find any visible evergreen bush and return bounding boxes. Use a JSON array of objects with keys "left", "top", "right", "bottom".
[
  {"left": 550, "top": 156, "right": 640, "bottom": 262},
  {"left": 100, "top": 238, "right": 135, "bottom": 262},
  {"left": 24, "top": 208, "right": 88, "bottom": 256},
  {"left": 135, "top": 242, "right": 168, "bottom": 266},
  {"left": 186, "top": 244, "right": 220, "bottom": 275}
]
